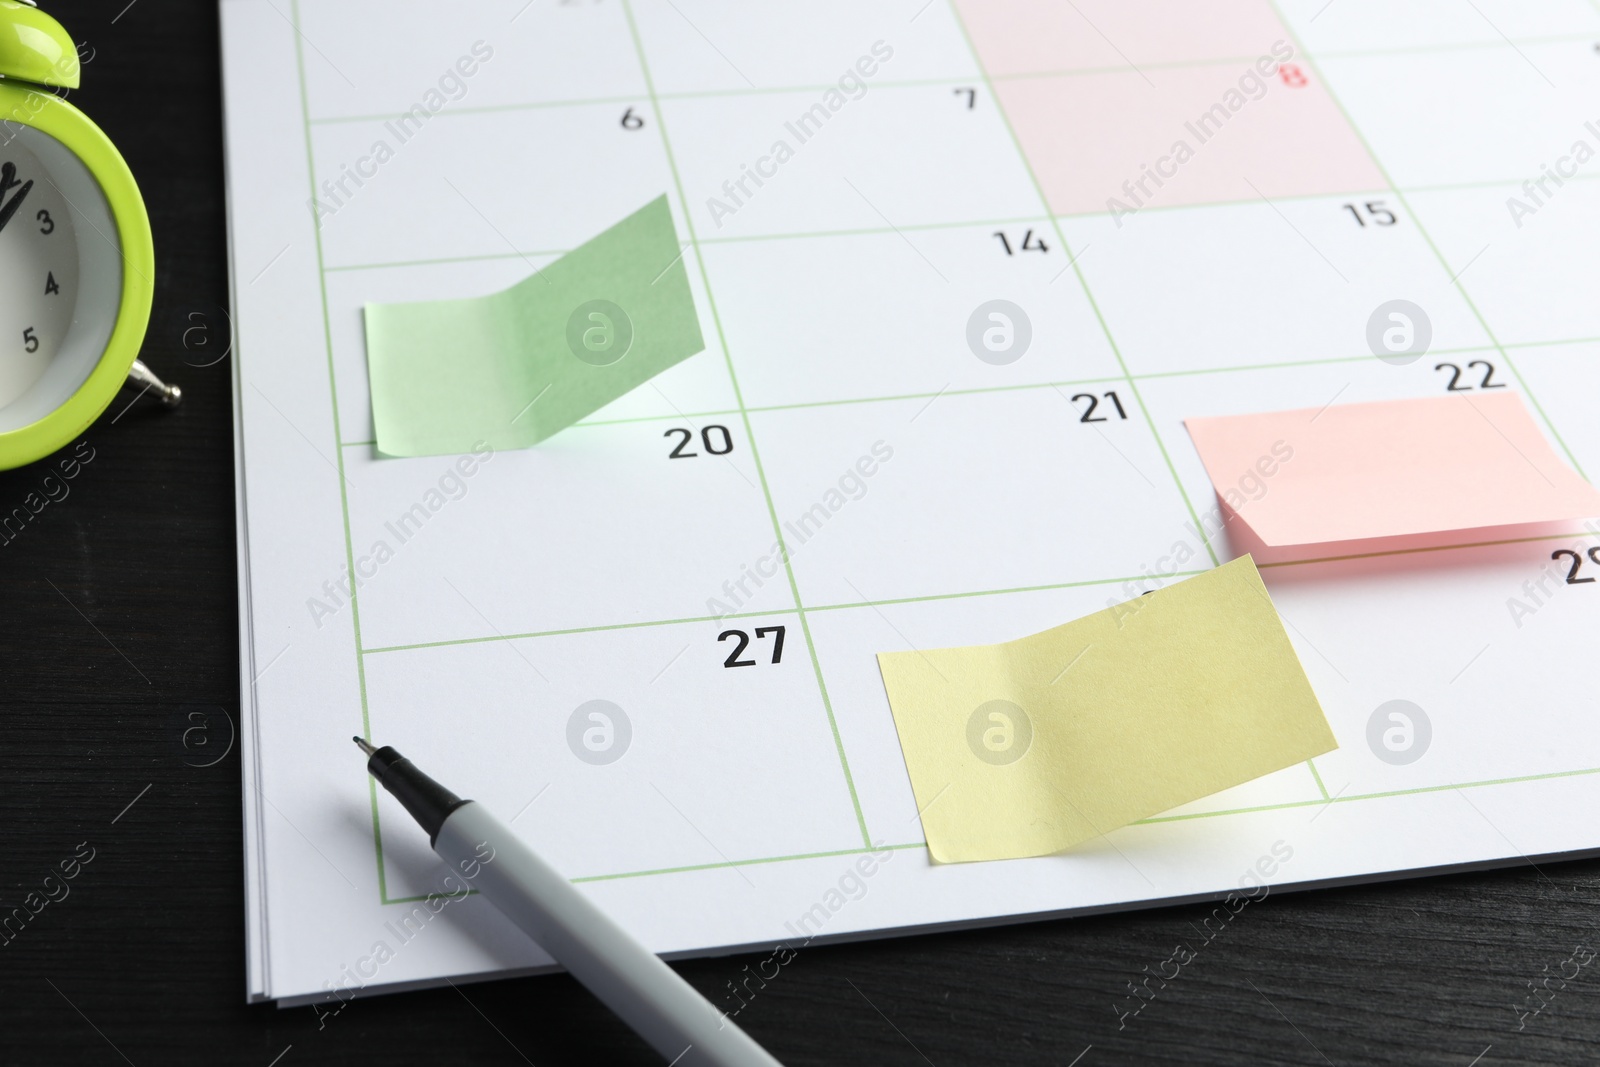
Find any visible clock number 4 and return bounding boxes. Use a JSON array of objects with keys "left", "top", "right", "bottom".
[{"left": 718, "top": 625, "right": 785, "bottom": 667}]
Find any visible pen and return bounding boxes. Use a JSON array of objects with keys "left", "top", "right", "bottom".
[{"left": 354, "top": 737, "right": 785, "bottom": 1067}]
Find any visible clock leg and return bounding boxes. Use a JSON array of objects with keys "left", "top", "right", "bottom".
[{"left": 123, "top": 359, "right": 182, "bottom": 408}]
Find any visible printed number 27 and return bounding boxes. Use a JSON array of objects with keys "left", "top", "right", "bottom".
[{"left": 719, "top": 625, "right": 785, "bottom": 667}]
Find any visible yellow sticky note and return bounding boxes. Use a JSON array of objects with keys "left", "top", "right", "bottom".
[{"left": 877, "top": 557, "right": 1336, "bottom": 863}]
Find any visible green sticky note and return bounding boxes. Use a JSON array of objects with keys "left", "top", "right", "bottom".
[{"left": 364, "top": 195, "right": 704, "bottom": 457}]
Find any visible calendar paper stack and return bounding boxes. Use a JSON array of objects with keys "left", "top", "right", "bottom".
[{"left": 222, "top": 0, "right": 1600, "bottom": 1004}]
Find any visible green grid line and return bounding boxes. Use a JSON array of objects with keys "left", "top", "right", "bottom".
[
  {"left": 573, "top": 841, "right": 928, "bottom": 885},
  {"left": 1271, "top": 1, "right": 1589, "bottom": 481},
  {"left": 302, "top": 30, "right": 1600, "bottom": 129},
  {"left": 324, "top": 247, "right": 570, "bottom": 273},
  {"left": 333, "top": 338, "right": 1527, "bottom": 450},
  {"left": 317, "top": 169, "right": 1600, "bottom": 274},
  {"left": 363, "top": 605, "right": 803, "bottom": 657},
  {"left": 1305, "top": 759, "right": 1330, "bottom": 801},
  {"left": 1139, "top": 764, "right": 1600, "bottom": 825},
  {"left": 337, "top": 333, "right": 1600, "bottom": 456},
  {"left": 356, "top": 493, "right": 1600, "bottom": 659},
  {"left": 945, "top": 0, "right": 1222, "bottom": 570},
  {"left": 618, "top": 0, "right": 872, "bottom": 850},
  {"left": 288, "top": 0, "right": 389, "bottom": 905},
  {"left": 378, "top": 761, "right": 1600, "bottom": 896},
  {"left": 1312, "top": 31, "right": 1600, "bottom": 61},
  {"left": 362, "top": 569, "right": 1212, "bottom": 656}
]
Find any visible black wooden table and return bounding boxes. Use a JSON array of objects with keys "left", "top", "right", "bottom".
[{"left": 4, "top": 4, "right": 1598, "bottom": 1064}]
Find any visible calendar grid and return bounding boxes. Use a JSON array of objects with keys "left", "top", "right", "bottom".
[
  {"left": 1269, "top": 0, "right": 1589, "bottom": 480},
  {"left": 617, "top": 0, "right": 873, "bottom": 848},
  {"left": 944, "top": 0, "right": 1223, "bottom": 576},
  {"left": 283, "top": 0, "right": 1600, "bottom": 905}
]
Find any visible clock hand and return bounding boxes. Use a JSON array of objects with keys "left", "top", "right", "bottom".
[
  {"left": 0, "top": 161, "right": 32, "bottom": 235},
  {"left": 0, "top": 179, "right": 33, "bottom": 236}
]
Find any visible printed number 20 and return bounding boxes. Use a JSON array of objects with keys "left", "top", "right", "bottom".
[{"left": 666, "top": 425, "right": 734, "bottom": 458}]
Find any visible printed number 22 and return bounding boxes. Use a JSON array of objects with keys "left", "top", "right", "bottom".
[
  {"left": 1435, "top": 360, "right": 1503, "bottom": 391},
  {"left": 719, "top": 626, "right": 785, "bottom": 667}
]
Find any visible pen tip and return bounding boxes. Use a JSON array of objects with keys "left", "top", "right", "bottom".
[{"left": 353, "top": 735, "right": 376, "bottom": 756}]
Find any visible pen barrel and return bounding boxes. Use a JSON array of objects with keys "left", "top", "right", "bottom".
[{"left": 434, "top": 802, "right": 783, "bottom": 1067}]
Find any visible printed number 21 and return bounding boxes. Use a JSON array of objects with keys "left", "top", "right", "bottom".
[
  {"left": 1073, "top": 391, "right": 1127, "bottom": 422},
  {"left": 719, "top": 626, "right": 785, "bottom": 667}
]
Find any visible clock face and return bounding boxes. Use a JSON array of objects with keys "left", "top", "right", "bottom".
[{"left": 0, "top": 135, "right": 80, "bottom": 408}]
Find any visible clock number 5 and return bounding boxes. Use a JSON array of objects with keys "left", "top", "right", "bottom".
[{"left": 23, "top": 327, "right": 38, "bottom": 353}]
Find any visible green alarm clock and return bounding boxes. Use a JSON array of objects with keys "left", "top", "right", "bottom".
[{"left": 0, "top": 0, "right": 177, "bottom": 471}]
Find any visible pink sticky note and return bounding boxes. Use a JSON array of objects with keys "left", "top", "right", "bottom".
[{"left": 1184, "top": 393, "right": 1600, "bottom": 552}]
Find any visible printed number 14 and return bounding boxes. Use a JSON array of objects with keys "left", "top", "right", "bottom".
[{"left": 994, "top": 229, "right": 1048, "bottom": 255}]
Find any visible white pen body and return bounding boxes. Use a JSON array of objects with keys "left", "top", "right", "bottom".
[{"left": 433, "top": 801, "right": 783, "bottom": 1067}]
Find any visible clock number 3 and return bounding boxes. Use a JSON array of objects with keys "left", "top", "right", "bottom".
[{"left": 36, "top": 209, "right": 53, "bottom": 235}]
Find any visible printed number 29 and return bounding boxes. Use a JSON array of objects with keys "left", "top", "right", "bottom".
[
  {"left": 719, "top": 625, "right": 785, "bottom": 667},
  {"left": 1553, "top": 547, "right": 1600, "bottom": 585}
]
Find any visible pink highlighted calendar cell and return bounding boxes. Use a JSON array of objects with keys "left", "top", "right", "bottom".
[
  {"left": 954, "top": 0, "right": 1293, "bottom": 75},
  {"left": 994, "top": 60, "right": 1385, "bottom": 216}
]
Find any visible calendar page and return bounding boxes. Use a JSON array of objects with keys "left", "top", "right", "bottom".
[{"left": 221, "top": 0, "right": 1600, "bottom": 1005}]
